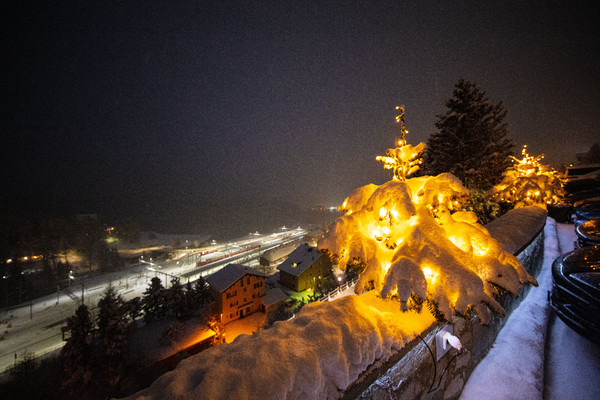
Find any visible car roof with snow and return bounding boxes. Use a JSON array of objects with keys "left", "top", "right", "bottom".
[{"left": 206, "top": 263, "right": 267, "bottom": 293}]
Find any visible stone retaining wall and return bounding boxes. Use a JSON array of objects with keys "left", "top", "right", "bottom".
[{"left": 346, "top": 207, "right": 548, "bottom": 400}]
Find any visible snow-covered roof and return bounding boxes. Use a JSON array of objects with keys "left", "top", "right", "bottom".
[
  {"left": 261, "top": 242, "right": 297, "bottom": 262},
  {"left": 206, "top": 263, "right": 266, "bottom": 293},
  {"left": 276, "top": 243, "right": 323, "bottom": 277},
  {"left": 261, "top": 287, "right": 288, "bottom": 308}
]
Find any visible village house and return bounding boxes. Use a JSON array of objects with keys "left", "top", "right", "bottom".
[
  {"left": 277, "top": 243, "right": 332, "bottom": 292},
  {"left": 206, "top": 263, "right": 267, "bottom": 324}
]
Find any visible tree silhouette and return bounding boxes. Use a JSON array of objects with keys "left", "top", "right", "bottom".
[{"left": 424, "top": 79, "right": 514, "bottom": 192}]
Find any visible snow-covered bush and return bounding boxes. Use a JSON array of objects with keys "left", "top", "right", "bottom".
[
  {"left": 318, "top": 172, "right": 538, "bottom": 324},
  {"left": 492, "top": 145, "right": 564, "bottom": 209}
]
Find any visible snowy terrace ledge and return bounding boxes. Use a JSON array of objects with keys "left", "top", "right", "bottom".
[
  {"left": 126, "top": 206, "right": 547, "bottom": 400},
  {"left": 355, "top": 205, "right": 547, "bottom": 400}
]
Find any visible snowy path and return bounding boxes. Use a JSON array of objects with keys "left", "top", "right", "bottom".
[
  {"left": 460, "top": 219, "right": 600, "bottom": 400},
  {"left": 544, "top": 223, "right": 600, "bottom": 400}
]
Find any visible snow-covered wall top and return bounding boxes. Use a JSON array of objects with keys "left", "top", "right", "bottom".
[
  {"left": 484, "top": 206, "right": 547, "bottom": 255},
  {"left": 125, "top": 206, "right": 547, "bottom": 400},
  {"left": 127, "top": 292, "right": 435, "bottom": 400}
]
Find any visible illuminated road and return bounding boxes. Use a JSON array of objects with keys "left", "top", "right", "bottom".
[{"left": 0, "top": 227, "right": 306, "bottom": 374}]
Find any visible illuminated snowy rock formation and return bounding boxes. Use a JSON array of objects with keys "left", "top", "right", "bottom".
[{"left": 492, "top": 145, "right": 564, "bottom": 208}]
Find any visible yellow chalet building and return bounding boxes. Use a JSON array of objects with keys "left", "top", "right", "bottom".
[
  {"left": 277, "top": 243, "right": 332, "bottom": 292},
  {"left": 206, "top": 263, "right": 267, "bottom": 324}
]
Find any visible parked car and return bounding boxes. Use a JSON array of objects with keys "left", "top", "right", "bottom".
[
  {"left": 575, "top": 219, "right": 600, "bottom": 247},
  {"left": 572, "top": 197, "right": 600, "bottom": 228},
  {"left": 551, "top": 245, "right": 600, "bottom": 344}
]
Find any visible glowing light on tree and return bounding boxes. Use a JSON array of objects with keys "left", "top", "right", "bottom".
[
  {"left": 492, "top": 145, "right": 564, "bottom": 208},
  {"left": 319, "top": 108, "right": 537, "bottom": 324},
  {"left": 376, "top": 106, "right": 425, "bottom": 181}
]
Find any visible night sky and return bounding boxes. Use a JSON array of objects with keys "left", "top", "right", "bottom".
[{"left": 2, "top": 1, "right": 599, "bottom": 236}]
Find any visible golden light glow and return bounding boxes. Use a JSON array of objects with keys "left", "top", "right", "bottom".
[
  {"left": 493, "top": 145, "right": 564, "bottom": 209},
  {"left": 372, "top": 228, "right": 382, "bottom": 241},
  {"left": 376, "top": 106, "right": 425, "bottom": 181},
  {"left": 422, "top": 266, "right": 439, "bottom": 285},
  {"left": 379, "top": 207, "right": 387, "bottom": 219},
  {"left": 180, "top": 328, "right": 217, "bottom": 349},
  {"left": 448, "top": 291, "right": 459, "bottom": 308},
  {"left": 317, "top": 109, "right": 537, "bottom": 325},
  {"left": 382, "top": 262, "right": 391, "bottom": 275},
  {"left": 472, "top": 243, "right": 489, "bottom": 257}
]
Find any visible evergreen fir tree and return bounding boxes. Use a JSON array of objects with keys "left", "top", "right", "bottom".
[
  {"left": 424, "top": 79, "right": 514, "bottom": 191},
  {"left": 96, "top": 286, "right": 132, "bottom": 389},
  {"left": 166, "top": 277, "right": 186, "bottom": 319},
  {"left": 61, "top": 304, "right": 94, "bottom": 392},
  {"left": 126, "top": 296, "right": 143, "bottom": 323},
  {"left": 192, "top": 276, "right": 212, "bottom": 307},
  {"left": 142, "top": 276, "right": 167, "bottom": 322}
]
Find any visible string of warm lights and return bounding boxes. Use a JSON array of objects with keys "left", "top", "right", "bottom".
[
  {"left": 319, "top": 107, "right": 537, "bottom": 324},
  {"left": 493, "top": 145, "right": 564, "bottom": 207},
  {"left": 375, "top": 105, "right": 425, "bottom": 181}
]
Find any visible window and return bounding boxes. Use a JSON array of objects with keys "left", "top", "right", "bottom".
[
  {"left": 240, "top": 278, "right": 244, "bottom": 287},
  {"left": 247, "top": 277, "right": 250, "bottom": 285}
]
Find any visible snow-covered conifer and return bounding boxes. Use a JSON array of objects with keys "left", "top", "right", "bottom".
[
  {"left": 424, "top": 79, "right": 514, "bottom": 192},
  {"left": 96, "top": 286, "right": 132, "bottom": 388},
  {"left": 142, "top": 276, "right": 167, "bottom": 322},
  {"left": 61, "top": 304, "right": 94, "bottom": 390},
  {"left": 166, "top": 277, "right": 186, "bottom": 319}
]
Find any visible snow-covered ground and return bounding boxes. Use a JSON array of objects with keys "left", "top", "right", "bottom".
[
  {"left": 127, "top": 215, "right": 596, "bottom": 400},
  {"left": 460, "top": 219, "right": 600, "bottom": 400},
  {"left": 0, "top": 229, "right": 306, "bottom": 374},
  {"left": 544, "top": 223, "right": 600, "bottom": 400}
]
